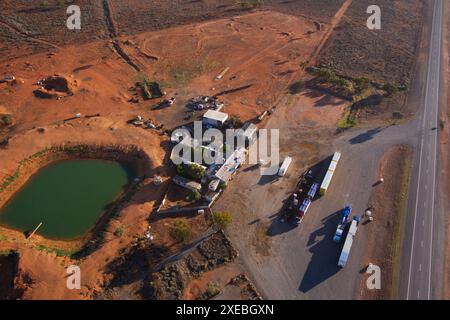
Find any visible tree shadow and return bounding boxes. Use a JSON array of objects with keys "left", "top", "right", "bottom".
[{"left": 349, "top": 127, "right": 383, "bottom": 144}]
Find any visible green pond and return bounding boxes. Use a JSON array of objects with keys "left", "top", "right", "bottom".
[{"left": 0, "top": 160, "right": 132, "bottom": 240}]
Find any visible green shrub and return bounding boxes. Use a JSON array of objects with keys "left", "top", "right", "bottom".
[
  {"left": 354, "top": 77, "right": 370, "bottom": 92},
  {"left": 383, "top": 82, "right": 398, "bottom": 97},
  {"left": 229, "top": 114, "right": 243, "bottom": 128},
  {"left": 1, "top": 115, "right": 11, "bottom": 126},
  {"left": 114, "top": 226, "right": 125, "bottom": 237},
  {"left": 392, "top": 111, "right": 404, "bottom": 120},
  {"left": 170, "top": 219, "right": 191, "bottom": 242},
  {"left": 184, "top": 163, "right": 206, "bottom": 181},
  {"left": 191, "top": 190, "right": 202, "bottom": 202},
  {"left": 212, "top": 211, "right": 233, "bottom": 230},
  {"left": 200, "top": 281, "right": 221, "bottom": 300}
]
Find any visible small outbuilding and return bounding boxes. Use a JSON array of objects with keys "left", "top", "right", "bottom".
[{"left": 203, "top": 110, "right": 228, "bottom": 127}]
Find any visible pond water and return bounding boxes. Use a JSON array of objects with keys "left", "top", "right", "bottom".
[{"left": 0, "top": 159, "right": 132, "bottom": 240}]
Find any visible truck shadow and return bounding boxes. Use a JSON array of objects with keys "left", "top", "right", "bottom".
[{"left": 299, "top": 209, "right": 343, "bottom": 293}]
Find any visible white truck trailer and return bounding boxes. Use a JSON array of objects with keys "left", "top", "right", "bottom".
[
  {"left": 278, "top": 156, "right": 292, "bottom": 177},
  {"left": 320, "top": 152, "right": 341, "bottom": 195},
  {"left": 337, "top": 217, "right": 359, "bottom": 267}
]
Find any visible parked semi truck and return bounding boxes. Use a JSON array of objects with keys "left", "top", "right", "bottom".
[
  {"left": 333, "top": 205, "right": 352, "bottom": 242},
  {"left": 295, "top": 183, "right": 319, "bottom": 225},
  {"left": 338, "top": 216, "right": 360, "bottom": 268},
  {"left": 320, "top": 152, "right": 341, "bottom": 195}
]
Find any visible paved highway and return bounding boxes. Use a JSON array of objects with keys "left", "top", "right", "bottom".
[{"left": 402, "top": 0, "right": 443, "bottom": 300}]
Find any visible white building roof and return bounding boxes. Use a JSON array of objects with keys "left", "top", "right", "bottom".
[
  {"left": 203, "top": 110, "right": 229, "bottom": 123},
  {"left": 215, "top": 147, "right": 246, "bottom": 183}
]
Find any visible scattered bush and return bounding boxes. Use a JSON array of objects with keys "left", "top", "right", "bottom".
[
  {"left": 176, "top": 163, "right": 205, "bottom": 181},
  {"left": 114, "top": 226, "right": 125, "bottom": 237},
  {"left": 383, "top": 82, "right": 398, "bottom": 97},
  {"left": 337, "top": 108, "right": 356, "bottom": 129},
  {"left": 212, "top": 211, "right": 233, "bottom": 230},
  {"left": 170, "top": 219, "right": 191, "bottom": 242},
  {"left": 228, "top": 114, "right": 243, "bottom": 128},
  {"left": 219, "top": 181, "right": 227, "bottom": 190},
  {"left": 191, "top": 190, "right": 202, "bottom": 202},
  {"left": 0, "top": 115, "right": 11, "bottom": 126},
  {"left": 392, "top": 111, "right": 404, "bottom": 120},
  {"left": 200, "top": 281, "right": 221, "bottom": 300},
  {"left": 184, "top": 163, "right": 206, "bottom": 181},
  {"left": 354, "top": 77, "right": 370, "bottom": 92}
]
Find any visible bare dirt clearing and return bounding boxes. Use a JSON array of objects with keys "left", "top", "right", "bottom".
[
  {"left": 0, "top": 0, "right": 345, "bottom": 62},
  {"left": 357, "top": 145, "right": 412, "bottom": 299},
  {"left": 122, "top": 10, "right": 327, "bottom": 129}
]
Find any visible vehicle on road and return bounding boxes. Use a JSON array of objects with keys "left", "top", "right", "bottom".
[
  {"left": 320, "top": 152, "right": 341, "bottom": 195},
  {"left": 338, "top": 217, "right": 360, "bottom": 268},
  {"left": 333, "top": 205, "right": 352, "bottom": 242}
]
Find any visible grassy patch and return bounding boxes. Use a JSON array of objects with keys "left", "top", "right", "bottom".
[
  {"left": 390, "top": 153, "right": 413, "bottom": 299},
  {"left": 0, "top": 234, "right": 9, "bottom": 241},
  {"left": 337, "top": 107, "right": 356, "bottom": 129},
  {"left": 35, "top": 245, "right": 75, "bottom": 258}
]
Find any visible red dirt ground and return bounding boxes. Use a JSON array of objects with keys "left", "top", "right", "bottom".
[{"left": 0, "top": 6, "right": 352, "bottom": 299}]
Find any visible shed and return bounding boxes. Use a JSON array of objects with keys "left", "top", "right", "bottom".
[{"left": 203, "top": 110, "right": 228, "bottom": 127}]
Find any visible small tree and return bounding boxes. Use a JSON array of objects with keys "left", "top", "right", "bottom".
[
  {"left": 170, "top": 219, "right": 191, "bottom": 242},
  {"left": 1, "top": 115, "right": 11, "bottom": 126},
  {"left": 212, "top": 211, "right": 233, "bottom": 230},
  {"left": 392, "top": 111, "right": 404, "bottom": 120},
  {"left": 229, "top": 114, "right": 243, "bottom": 128},
  {"left": 191, "top": 190, "right": 202, "bottom": 202},
  {"left": 185, "top": 163, "right": 206, "bottom": 181},
  {"left": 114, "top": 226, "right": 125, "bottom": 237},
  {"left": 383, "top": 82, "right": 398, "bottom": 97},
  {"left": 355, "top": 77, "right": 370, "bottom": 92}
]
